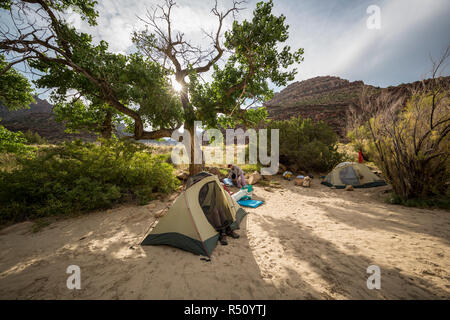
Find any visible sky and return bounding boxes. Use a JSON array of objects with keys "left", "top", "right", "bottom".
[
  {"left": 1, "top": 0, "right": 449, "bottom": 94},
  {"left": 64, "top": 0, "right": 450, "bottom": 90}
]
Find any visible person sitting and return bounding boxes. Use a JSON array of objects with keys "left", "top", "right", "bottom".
[
  {"left": 205, "top": 206, "right": 240, "bottom": 245},
  {"left": 227, "top": 164, "right": 246, "bottom": 188},
  {"left": 198, "top": 183, "right": 239, "bottom": 245}
]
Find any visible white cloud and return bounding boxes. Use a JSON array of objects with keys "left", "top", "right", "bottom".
[
  {"left": 71, "top": 0, "right": 239, "bottom": 55},
  {"left": 46, "top": 0, "right": 450, "bottom": 88},
  {"left": 274, "top": 0, "right": 450, "bottom": 87}
]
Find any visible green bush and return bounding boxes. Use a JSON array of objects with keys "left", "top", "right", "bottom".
[
  {"left": 267, "top": 116, "right": 347, "bottom": 172},
  {"left": 0, "top": 139, "right": 179, "bottom": 224},
  {"left": 22, "top": 130, "right": 48, "bottom": 145},
  {"left": 356, "top": 87, "right": 449, "bottom": 202},
  {"left": 346, "top": 125, "right": 376, "bottom": 162},
  {"left": 0, "top": 125, "right": 34, "bottom": 155}
]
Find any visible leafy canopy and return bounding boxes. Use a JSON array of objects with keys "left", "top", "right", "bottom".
[
  {"left": 0, "top": 124, "right": 34, "bottom": 155},
  {"left": 1, "top": 0, "right": 182, "bottom": 139},
  {"left": 31, "top": 33, "right": 183, "bottom": 134},
  {"left": 0, "top": 55, "right": 35, "bottom": 110},
  {"left": 1, "top": 0, "right": 303, "bottom": 143},
  {"left": 188, "top": 0, "right": 304, "bottom": 129}
]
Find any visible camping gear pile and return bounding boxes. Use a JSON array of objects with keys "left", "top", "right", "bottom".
[{"left": 221, "top": 166, "right": 263, "bottom": 207}]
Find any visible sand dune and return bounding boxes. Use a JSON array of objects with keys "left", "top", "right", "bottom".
[{"left": 0, "top": 176, "right": 449, "bottom": 299}]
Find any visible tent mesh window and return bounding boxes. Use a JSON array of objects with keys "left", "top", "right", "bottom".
[
  {"left": 338, "top": 166, "right": 360, "bottom": 185},
  {"left": 199, "top": 182, "right": 232, "bottom": 230}
]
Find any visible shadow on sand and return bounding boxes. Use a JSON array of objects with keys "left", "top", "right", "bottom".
[{"left": 256, "top": 215, "right": 449, "bottom": 299}]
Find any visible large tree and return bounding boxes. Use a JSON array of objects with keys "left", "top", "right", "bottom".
[
  {"left": 0, "top": 0, "right": 182, "bottom": 141},
  {"left": 133, "top": 0, "right": 304, "bottom": 174},
  {"left": 0, "top": 0, "right": 303, "bottom": 175}
]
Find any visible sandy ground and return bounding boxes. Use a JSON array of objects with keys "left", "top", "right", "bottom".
[{"left": 0, "top": 176, "right": 449, "bottom": 299}]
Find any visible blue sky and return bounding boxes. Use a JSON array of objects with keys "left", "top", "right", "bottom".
[{"left": 3, "top": 0, "right": 450, "bottom": 93}]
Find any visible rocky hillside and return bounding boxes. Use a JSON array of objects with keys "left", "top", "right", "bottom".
[
  {"left": 0, "top": 97, "right": 97, "bottom": 143},
  {"left": 264, "top": 75, "right": 450, "bottom": 139},
  {"left": 264, "top": 76, "right": 380, "bottom": 137}
]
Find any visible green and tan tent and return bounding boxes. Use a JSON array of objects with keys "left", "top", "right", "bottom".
[
  {"left": 321, "top": 162, "right": 386, "bottom": 189},
  {"left": 141, "top": 172, "right": 247, "bottom": 257}
]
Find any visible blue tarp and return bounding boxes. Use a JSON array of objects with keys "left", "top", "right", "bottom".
[{"left": 237, "top": 199, "right": 264, "bottom": 208}]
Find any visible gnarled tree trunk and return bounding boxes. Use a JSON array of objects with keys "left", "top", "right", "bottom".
[{"left": 100, "top": 109, "right": 112, "bottom": 139}]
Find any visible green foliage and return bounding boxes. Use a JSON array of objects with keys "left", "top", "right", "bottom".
[
  {"left": 217, "top": 107, "right": 268, "bottom": 130},
  {"left": 2, "top": 0, "right": 303, "bottom": 161},
  {"left": 33, "top": 46, "right": 182, "bottom": 135},
  {"left": 0, "top": 0, "right": 99, "bottom": 25},
  {"left": 240, "top": 163, "right": 261, "bottom": 174},
  {"left": 360, "top": 90, "right": 449, "bottom": 201},
  {"left": 0, "top": 55, "right": 35, "bottom": 110},
  {"left": 0, "top": 125, "right": 34, "bottom": 154},
  {"left": 267, "top": 116, "right": 347, "bottom": 172},
  {"left": 346, "top": 125, "right": 376, "bottom": 161},
  {"left": 187, "top": 0, "right": 304, "bottom": 128},
  {"left": 22, "top": 130, "right": 48, "bottom": 145},
  {"left": 0, "top": 152, "right": 18, "bottom": 172},
  {"left": 0, "top": 139, "right": 180, "bottom": 224},
  {"left": 53, "top": 99, "right": 110, "bottom": 134},
  {"left": 2, "top": 0, "right": 184, "bottom": 144}
]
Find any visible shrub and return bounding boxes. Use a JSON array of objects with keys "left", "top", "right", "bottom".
[
  {"left": 0, "top": 153, "right": 19, "bottom": 172},
  {"left": 346, "top": 125, "right": 377, "bottom": 162},
  {"left": 266, "top": 116, "right": 347, "bottom": 172},
  {"left": 361, "top": 88, "right": 449, "bottom": 201},
  {"left": 0, "top": 125, "right": 34, "bottom": 155},
  {"left": 352, "top": 73, "right": 449, "bottom": 205},
  {"left": 0, "top": 139, "right": 180, "bottom": 224},
  {"left": 22, "top": 130, "right": 48, "bottom": 145},
  {"left": 347, "top": 50, "right": 450, "bottom": 207}
]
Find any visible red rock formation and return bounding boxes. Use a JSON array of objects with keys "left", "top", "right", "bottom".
[
  {"left": 264, "top": 76, "right": 379, "bottom": 137},
  {"left": 0, "top": 97, "right": 97, "bottom": 143},
  {"left": 264, "top": 75, "right": 450, "bottom": 138}
]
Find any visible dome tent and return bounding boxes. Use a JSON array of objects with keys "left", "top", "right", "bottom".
[
  {"left": 141, "top": 172, "right": 247, "bottom": 257},
  {"left": 321, "top": 162, "right": 386, "bottom": 189}
]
